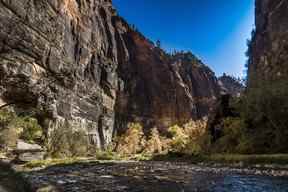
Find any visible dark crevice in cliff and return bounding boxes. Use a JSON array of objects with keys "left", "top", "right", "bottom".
[{"left": 99, "top": 7, "right": 114, "bottom": 60}]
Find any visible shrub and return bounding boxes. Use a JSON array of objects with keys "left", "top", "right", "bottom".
[
  {"left": 0, "top": 110, "right": 15, "bottom": 127},
  {"left": 116, "top": 123, "right": 146, "bottom": 156},
  {"left": 168, "top": 118, "right": 209, "bottom": 155},
  {"left": 183, "top": 119, "right": 210, "bottom": 155},
  {"left": 245, "top": 79, "right": 288, "bottom": 153},
  {"left": 0, "top": 109, "right": 43, "bottom": 148},
  {"left": 144, "top": 128, "right": 170, "bottom": 154},
  {"left": 168, "top": 125, "right": 188, "bottom": 153},
  {"left": 17, "top": 117, "right": 43, "bottom": 143},
  {"left": 213, "top": 117, "right": 253, "bottom": 154},
  {"left": 48, "top": 121, "right": 88, "bottom": 158},
  {"left": 0, "top": 126, "right": 19, "bottom": 149}
]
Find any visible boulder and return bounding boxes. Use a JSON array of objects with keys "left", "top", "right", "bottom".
[
  {"left": 14, "top": 140, "right": 45, "bottom": 162},
  {"left": 16, "top": 140, "right": 42, "bottom": 151}
]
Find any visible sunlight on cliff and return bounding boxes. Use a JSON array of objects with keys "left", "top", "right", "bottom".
[{"left": 60, "top": 0, "right": 80, "bottom": 22}]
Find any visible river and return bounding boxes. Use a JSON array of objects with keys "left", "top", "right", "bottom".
[{"left": 16, "top": 161, "right": 288, "bottom": 192}]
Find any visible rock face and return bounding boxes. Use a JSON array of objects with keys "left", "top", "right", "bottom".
[
  {"left": 116, "top": 48, "right": 220, "bottom": 132},
  {"left": 15, "top": 140, "right": 45, "bottom": 162},
  {"left": 218, "top": 74, "right": 244, "bottom": 97},
  {"left": 247, "top": 0, "right": 288, "bottom": 151},
  {"left": 0, "top": 0, "right": 220, "bottom": 148},
  {"left": 0, "top": 0, "right": 123, "bottom": 148},
  {"left": 248, "top": 0, "right": 288, "bottom": 85}
]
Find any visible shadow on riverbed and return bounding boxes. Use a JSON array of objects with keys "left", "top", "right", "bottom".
[
  {"left": 0, "top": 161, "right": 32, "bottom": 192},
  {"left": 24, "top": 161, "right": 288, "bottom": 192}
]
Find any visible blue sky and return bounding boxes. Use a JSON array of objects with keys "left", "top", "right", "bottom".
[{"left": 113, "top": 0, "right": 255, "bottom": 78}]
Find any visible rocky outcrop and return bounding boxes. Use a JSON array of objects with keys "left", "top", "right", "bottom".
[
  {"left": 218, "top": 74, "right": 244, "bottom": 97},
  {"left": 0, "top": 0, "right": 220, "bottom": 149}
]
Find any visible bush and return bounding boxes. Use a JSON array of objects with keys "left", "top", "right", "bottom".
[
  {"left": 17, "top": 117, "right": 43, "bottom": 143},
  {"left": 183, "top": 119, "right": 210, "bottom": 155},
  {"left": 213, "top": 117, "right": 253, "bottom": 154},
  {"left": 0, "top": 109, "right": 43, "bottom": 148},
  {"left": 168, "top": 125, "right": 188, "bottom": 153},
  {"left": 116, "top": 123, "right": 146, "bottom": 156},
  {"left": 245, "top": 79, "right": 288, "bottom": 153},
  {"left": 48, "top": 121, "right": 88, "bottom": 158},
  {"left": 0, "top": 126, "right": 19, "bottom": 149},
  {"left": 144, "top": 128, "right": 170, "bottom": 154},
  {"left": 168, "top": 118, "right": 209, "bottom": 155}
]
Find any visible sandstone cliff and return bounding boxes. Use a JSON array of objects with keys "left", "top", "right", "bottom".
[
  {"left": 246, "top": 0, "right": 288, "bottom": 152},
  {"left": 0, "top": 0, "right": 220, "bottom": 148},
  {"left": 0, "top": 0, "right": 122, "bottom": 148},
  {"left": 248, "top": 0, "right": 288, "bottom": 84}
]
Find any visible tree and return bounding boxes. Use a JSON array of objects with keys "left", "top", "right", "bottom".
[{"left": 156, "top": 40, "right": 161, "bottom": 48}]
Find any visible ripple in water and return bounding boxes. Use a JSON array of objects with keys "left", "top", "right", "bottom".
[{"left": 184, "top": 174, "right": 288, "bottom": 192}]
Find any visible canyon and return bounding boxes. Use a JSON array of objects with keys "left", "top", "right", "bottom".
[
  {"left": 0, "top": 0, "right": 288, "bottom": 191},
  {"left": 0, "top": 0, "right": 286, "bottom": 154},
  {"left": 0, "top": 0, "right": 235, "bottom": 149}
]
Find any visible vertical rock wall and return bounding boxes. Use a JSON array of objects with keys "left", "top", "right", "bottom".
[
  {"left": 0, "top": 0, "right": 221, "bottom": 148},
  {"left": 249, "top": 0, "right": 288, "bottom": 85},
  {"left": 0, "top": 0, "right": 123, "bottom": 148}
]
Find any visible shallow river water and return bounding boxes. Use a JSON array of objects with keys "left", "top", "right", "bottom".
[
  {"left": 3, "top": 161, "right": 288, "bottom": 192},
  {"left": 22, "top": 161, "right": 288, "bottom": 192},
  {"left": 183, "top": 174, "right": 288, "bottom": 192}
]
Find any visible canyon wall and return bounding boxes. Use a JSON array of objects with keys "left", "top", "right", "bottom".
[
  {"left": 0, "top": 0, "right": 122, "bottom": 148},
  {"left": 246, "top": 0, "right": 288, "bottom": 152},
  {"left": 0, "top": 0, "right": 220, "bottom": 148},
  {"left": 248, "top": 0, "right": 288, "bottom": 84}
]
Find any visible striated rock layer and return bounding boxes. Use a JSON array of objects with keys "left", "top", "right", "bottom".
[
  {"left": 0, "top": 0, "right": 220, "bottom": 148},
  {"left": 0, "top": 0, "right": 122, "bottom": 148}
]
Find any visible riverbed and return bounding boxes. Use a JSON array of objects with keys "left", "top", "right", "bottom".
[{"left": 20, "top": 161, "right": 288, "bottom": 192}]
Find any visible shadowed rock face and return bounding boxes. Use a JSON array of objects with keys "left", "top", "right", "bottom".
[
  {"left": 246, "top": 0, "right": 288, "bottom": 152},
  {"left": 116, "top": 37, "right": 220, "bottom": 131},
  {"left": 0, "top": 0, "right": 220, "bottom": 147},
  {"left": 248, "top": 0, "right": 288, "bottom": 85}
]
